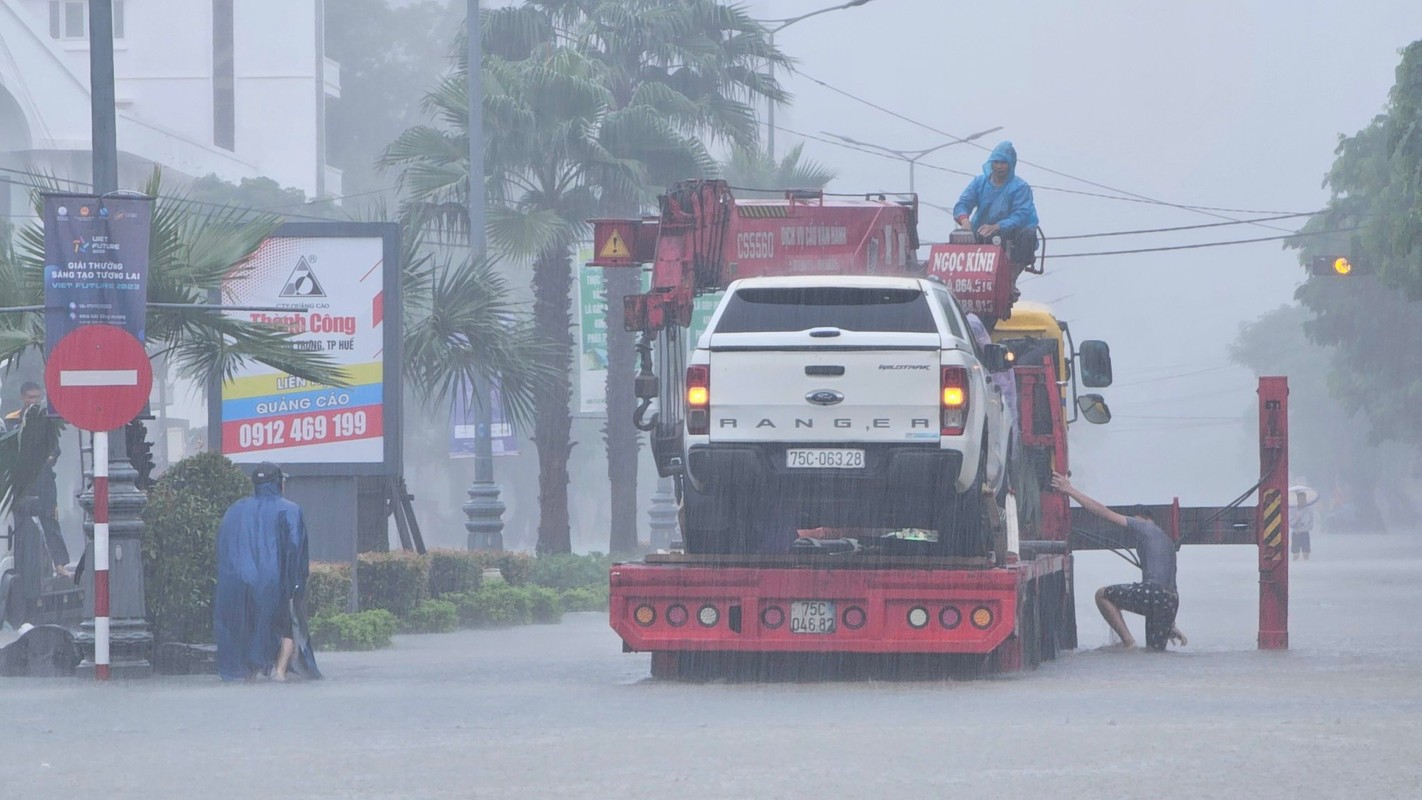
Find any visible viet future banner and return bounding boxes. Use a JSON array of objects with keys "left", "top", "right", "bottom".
[
  {"left": 216, "top": 225, "right": 399, "bottom": 470},
  {"left": 42, "top": 193, "right": 153, "bottom": 352}
]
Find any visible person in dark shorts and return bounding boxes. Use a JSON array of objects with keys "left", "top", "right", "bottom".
[{"left": 1051, "top": 472, "right": 1187, "bottom": 650}]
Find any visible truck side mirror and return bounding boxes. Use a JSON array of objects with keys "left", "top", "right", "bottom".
[
  {"left": 1078, "top": 340, "right": 1113, "bottom": 387},
  {"left": 981, "top": 343, "right": 1011, "bottom": 372},
  {"left": 1078, "top": 394, "right": 1112, "bottom": 425}
]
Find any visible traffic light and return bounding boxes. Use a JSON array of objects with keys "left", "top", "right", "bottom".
[
  {"left": 126, "top": 419, "right": 156, "bottom": 490},
  {"left": 1310, "top": 255, "right": 1363, "bottom": 276}
]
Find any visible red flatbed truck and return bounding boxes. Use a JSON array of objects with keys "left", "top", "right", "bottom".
[{"left": 590, "top": 180, "right": 1288, "bottom": 677}]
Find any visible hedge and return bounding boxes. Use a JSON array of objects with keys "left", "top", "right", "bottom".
[
  {"left": 402, "top": 599, "right": 459, "bottom": 633},
  {"left": 143, "top": 453, "right": 253, "bottom": 644},
  {"left": 558, "top": 585, "right": 610, "bottom": 613},
  {"left": 310, "top": 609, "right": 398, "bottom": 651},
  {"left": 427, "top": 549, "right": 484, "bottom": 598},
  {"left": 529, "top": 552, "right": 611, "bottom": 591},
  {"left": 356, "top": 551, "right": 429, "bottom": 618},
  {"left": 307, "top": 562, "right": 352, "bottom": 618}
]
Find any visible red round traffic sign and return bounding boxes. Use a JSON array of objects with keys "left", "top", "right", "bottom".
[{"left": 44, "top": 325, "right": 153, "bottom": 431}]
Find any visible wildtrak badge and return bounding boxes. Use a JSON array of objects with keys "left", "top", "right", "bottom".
[{"left": 878, "top": 364, "right": 931, "bottom": 370}]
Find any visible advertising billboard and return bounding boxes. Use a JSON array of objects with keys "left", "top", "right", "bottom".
[{"left": 211, "top": 223, "right": 401, "bottom": 475}]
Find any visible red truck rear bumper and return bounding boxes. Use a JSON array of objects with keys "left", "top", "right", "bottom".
[{"left": 610, "top": 556, "right": 1065, "bottom": 655}]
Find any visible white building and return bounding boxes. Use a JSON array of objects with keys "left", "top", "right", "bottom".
[{"left": 0, "top": 0, "right": 340, "bottom": 221}]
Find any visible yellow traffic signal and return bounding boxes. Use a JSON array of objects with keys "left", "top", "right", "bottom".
[{"left": 1310, "top": 255, "right": 1363, "bottom": 276}]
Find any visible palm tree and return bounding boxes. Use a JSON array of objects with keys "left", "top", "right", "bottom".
[
  {"left": 492, "top": 0, "right": 789, "bottom": 554},
  {"left": 719, "top": 142, "right": 837, "bottom": 199}
]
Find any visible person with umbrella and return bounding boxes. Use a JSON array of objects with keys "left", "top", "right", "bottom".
[{"left": 1290, "top": 482, "right": 1319, "bottom": 561}]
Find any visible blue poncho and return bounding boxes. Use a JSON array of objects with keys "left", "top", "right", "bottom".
[
  {"left": 953, "top": 141, "right": 1039, "bottom": 233},
  {"left": 214, "top": 481, "right": 320, "bottom": 681}
]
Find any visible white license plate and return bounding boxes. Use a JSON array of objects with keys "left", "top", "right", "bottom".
[
  {"left": 786, "top": 448, "right": 864, "bottom": 469},
  {"left": 789, "top": 601, "right": 836, "bottom": 634}
]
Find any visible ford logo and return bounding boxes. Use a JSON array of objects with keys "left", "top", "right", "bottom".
[{"left": 806, "top": 390, "right": 844, "bottom": 406}]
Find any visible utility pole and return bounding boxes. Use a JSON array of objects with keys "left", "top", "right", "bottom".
[
  {"left": 77, "top": 0, "right": 152, "bottom": 678},
  {"left": 762, "top": 0, "right": 875, "bottom": 161},
  {"left": 461, "top": 0, "right": 506, "bottom": 551}
]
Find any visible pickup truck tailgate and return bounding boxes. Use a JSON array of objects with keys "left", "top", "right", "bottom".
[{"left": 707, "top": 332, "right": 942, "bottom": 443}]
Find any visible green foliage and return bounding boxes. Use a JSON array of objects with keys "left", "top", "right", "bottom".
[
  {"left": 142, "top": 453, "right": 252, "bottom": 644},
  {"left": 450, "top": 583, "right": 532, "bottom": 627},
  {"left": 307, "top": 562, "right": 353, "bottom": 618},
  {"left": 426, "top": 549, "right": 485, "bottom": 597},
  {"left": 310, "top": 609, "right": 398, "bottom": 651},
  {"left": 402, "top": 599, "right": 460, "bottom": 633},
  {"left": 491, "top": 551, "right": 535, "bottom": 586},
  {"left": 525, "top": 586, "right": 562, "bottom": 624},
  {"left": 356, "top": 552, "right": 430, "bottom": 618},
  {"left": 1288, "top": 40, "right": 1422, "bottom": 446},
  {"left": 558, "top": 585, "right": 610, "bottom": 613},
  {"left": 529, "top": 552, "right": 611, "bottom": 591}
]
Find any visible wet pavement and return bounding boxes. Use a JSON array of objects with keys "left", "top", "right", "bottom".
[{"left": 3, "top": 531, "right": 1420, "bottom": 799}]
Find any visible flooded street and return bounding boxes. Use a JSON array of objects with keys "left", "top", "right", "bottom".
[{"left": 5, "top": 532, "right": 1421, "bottom": 799}]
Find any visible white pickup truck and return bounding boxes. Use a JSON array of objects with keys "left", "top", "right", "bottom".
[{"left": 678, "top": 275, "right": 1013, "bottom": 557}]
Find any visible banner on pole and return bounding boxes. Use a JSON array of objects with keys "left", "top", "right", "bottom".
[
  {"left": 42, "top": 193, "right": 153, "bottom": 352},
  {"left": 449, "top": 378, "right": 517, "bottom": 458}
]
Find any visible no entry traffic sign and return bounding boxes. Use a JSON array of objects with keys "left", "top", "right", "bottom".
[{"left": 44, "top": 324, "right": 152, "bottom": 431}]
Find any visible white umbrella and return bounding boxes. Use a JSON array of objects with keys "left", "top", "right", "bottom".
[{"left": 1287, "top": 485, "right": 1319, "bottom": 507}]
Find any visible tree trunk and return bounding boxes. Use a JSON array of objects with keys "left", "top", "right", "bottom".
[
  {"left": 532, "top": 244, "right": 574, "bottom": 553},
  {"left": 605, "top": 265, "right": 640, "bottom": 555}
]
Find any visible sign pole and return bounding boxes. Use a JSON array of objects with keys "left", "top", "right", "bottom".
[{"left": 92, "top": 431, "right": 110, "bottom": 680}]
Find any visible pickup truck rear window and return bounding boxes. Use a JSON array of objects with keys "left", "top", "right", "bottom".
[{"left": 714, "top": 287, "right": 936, "bottom": 333}]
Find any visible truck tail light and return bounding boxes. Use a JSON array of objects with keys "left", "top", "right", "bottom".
[
  {"left": 941, "top": 366, "right": 968, "bottom": 435},
  {"left": 687, "top": 365, "right": 710, "bottom": 435}
]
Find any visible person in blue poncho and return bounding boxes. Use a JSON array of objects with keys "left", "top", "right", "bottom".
[
  {"left": 215, "top": 462, "right": 320, "bottom": 682},
  {"left": 953, "top": 141, "right": 1040, "bottom": 270}
]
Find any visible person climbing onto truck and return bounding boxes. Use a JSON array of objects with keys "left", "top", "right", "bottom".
[
  {"left": 1050, "top": 471, "right": 1187, "bottom": 651},
  {"left": 953, "top": 141, "right": 1040, "bottom": 271}
]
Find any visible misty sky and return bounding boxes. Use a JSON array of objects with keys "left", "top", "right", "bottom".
[{"left": 743, "top": 0, "right": 1422, "bottom": 503}]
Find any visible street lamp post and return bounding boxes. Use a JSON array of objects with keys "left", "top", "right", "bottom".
[
  {"left": 463, "top": 0, "right": 506, "bottom": 551},
  {"left": 763, "top": 0, "right": 876, "bottom": 161},
  {"left": 823, "top": 127, "right": 1004, "bottom": 193}
]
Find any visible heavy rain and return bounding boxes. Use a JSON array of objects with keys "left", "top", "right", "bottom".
[{"left": 2, "top": 1, "right": 1422, "bottom": 797}]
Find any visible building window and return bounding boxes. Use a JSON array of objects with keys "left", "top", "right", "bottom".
[{"left": 48, "top": 1, "right": 126, "bottom": 40}]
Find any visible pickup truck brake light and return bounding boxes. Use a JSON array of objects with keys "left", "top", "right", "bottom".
[
  {"left": 941, "top": 366, "right": 968, "bottom": 435},
  {"left": 687, "top": 365, "right": 710, "bottom": 435}
]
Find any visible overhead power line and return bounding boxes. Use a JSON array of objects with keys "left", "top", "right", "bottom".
[
  {"left": 791, "top": 71, "right": 1304, "bottom": 228},
  {"left": 1049, "top": 226, "right": 1357, "bottom": 259}
]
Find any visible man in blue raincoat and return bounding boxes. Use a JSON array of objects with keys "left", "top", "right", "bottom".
[
  {"left": 215, "top": 462, "right": 320, "bottom": 681},
  {"left": 953, "top": 141, "right": 1040, "bottom": 269}
]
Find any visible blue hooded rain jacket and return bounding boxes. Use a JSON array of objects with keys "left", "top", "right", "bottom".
[
  {"left": 953, "top": 141, "right": 1039, "bottom": 233},
  {"left": 214, "top": 481, "right": 320, "bottom": 681}
]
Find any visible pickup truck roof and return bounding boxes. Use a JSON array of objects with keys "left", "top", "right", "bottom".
[{"left": 725, "top": 275, "right": 932, "bottom": 291}]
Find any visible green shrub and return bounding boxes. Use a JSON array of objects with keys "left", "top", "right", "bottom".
[
  {"left": 356, "top": 552, "right": 429, "bottom": 617},
  {"left": 402, "top": 599, "right": 459, "bottom": 633},
  {"left": 530, "top": 552, "right": 611, "bottom": 591},
  {"left": 307, "top": 562, "right": 352, "bottom": 618},
  {"left": 559, "top": 585, "right": 610, "bottom": 612},
  {"left": 453, "top": 584, "right": 532, "bottom": 627},
  {"left": 492, "top": 551, "right": 535, "bottom": 586},
  {"left": 142, "top": 452, "right": 252, "bottom": 644},
  {"left": 427, "top": 549, "right": 484, "bottom": 597},
  {"left": 309, "top": 609, "right": 398, "bottom": 651},
  {"left": 526, "top": 586, "right": 562, "bottom": 624}
]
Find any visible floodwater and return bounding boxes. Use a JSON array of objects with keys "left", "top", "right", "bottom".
[{"left": 3, "top": 531, "right": 1420, "bottom": 799}]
